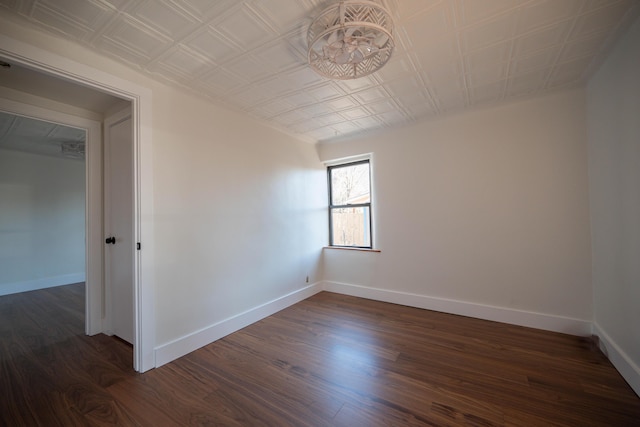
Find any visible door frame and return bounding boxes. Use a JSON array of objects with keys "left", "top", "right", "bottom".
[{"left": 0, "top": 34, "right": 155, "bottom": 372}]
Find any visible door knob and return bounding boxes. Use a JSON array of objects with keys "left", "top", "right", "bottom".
[{"left": 105, "top": 236, "right": 116, "bottom": 244}]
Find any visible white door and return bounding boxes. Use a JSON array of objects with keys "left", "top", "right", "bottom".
[{"left": 104, "top": 111, "right": 134, "bottom": 344}]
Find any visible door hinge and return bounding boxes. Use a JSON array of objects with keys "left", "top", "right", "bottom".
[{"left": 137, "top": 242, "right": 141, "bottom": 250}]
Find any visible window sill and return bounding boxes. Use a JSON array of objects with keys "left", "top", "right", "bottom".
[{"left": 324, "top": 246, "right": 381, "bottom": 253}]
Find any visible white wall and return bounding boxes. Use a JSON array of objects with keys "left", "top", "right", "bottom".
[
  {"left": 151, "top": 88, "right": 327, "bottom": 346},
  {"left": 318, "top": 89, "right": 593, "bottom": 334},
  {"left": 587, "top": 16, "right": 640, "bottom": 396},
  {"left": 0, "top": 149, "right": 85, "bottom": 295}
]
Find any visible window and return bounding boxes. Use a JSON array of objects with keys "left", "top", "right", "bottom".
[{"left": 328, "top": 159, "right": 372, "bottom": 248}]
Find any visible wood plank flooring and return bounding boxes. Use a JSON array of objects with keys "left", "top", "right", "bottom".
[{"left": 1, "top": 283, "right": 639, "bottom": 426}]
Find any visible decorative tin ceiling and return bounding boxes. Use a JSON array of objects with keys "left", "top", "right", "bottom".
[{"left": 0, "top": 0, "right": 638, "bottom": 143}]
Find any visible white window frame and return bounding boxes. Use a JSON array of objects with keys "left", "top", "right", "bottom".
[{"left": 326, "top": 155, "right": 373, "bottom": 249}]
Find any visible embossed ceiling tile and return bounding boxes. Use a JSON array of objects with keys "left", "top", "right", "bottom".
[
  {"left": 352, "top": 87, "right": 390, "bottom": 104},
  {"left": 314, "top": 113, "right": 345, "bottom": 127},
  {"left": 214, "top": 4, "right": 276, "bottom": 50},
  {"left": 512, "top": 22, "right": 571, "bottom": 56},
  {"left": 570, "top": 1, "right": 634, "bottom": 40},
  {"left": 331, "top": 120, "right": 361, "bottom": 135},
  {"left": 506, "top": 68, "right": 548, "bottom": 96},
  {"left": 13, "top": 115, "right": 54, "bottom": 138},
  {"left": 282, "top": 67, "right": 325, "bottom": 89},
  {"left": 307, "top": 127, "right": 338, "bottom": 142},
  {"left": 559, "top": 30, "right": 609, "bottom": 61},
  {"left": 402, "top": 101, "right": 438, "bottom": 119},
  {"left": 151, "top": 45, "right": 215, "bottom": 79},
  {"left": 282, "top": 26, "right": 308, "bottom": 59},
  {"left": 334, "top": 75, "right": 380, "bottom": 94},
  {"left": 394, "top": 88, "right": 435, "bottom": 118},
  {"left": 96, "top": 37, "right": 154, "bottom": 66},
  {"left": 229, "top": 85, "right": 275, "bottom": 110},
  {"left": 101, "top": 15, "right": 171, "bottom": 60},
  {"left": 366, "top": 99, "right": 400, "bottom": 115},
  {"left": 432, "top": 81, "right": 468, "bottom": 111},
  {"left": 464, "top": 40, "right": 512, "bottom": 69},
  {"left": 582, "top": 0, "right": 632, "bottom": 13},
  {"left": 224, "top": 55, "right": 273, "bottom": 82},
  {"left": 386, "top": 0, "right": 441, "bottom": 21},
  {"left": 412, "top": 37, "right": 460, "bottom": 71},
  {"left": 251, "top": 0, "right": 312, "bottom": 33},
  {"left": 184, "top": 28, "right": 239, "bottom": 63},
  {"left": 422, "top": 60, "right": 464, "bottom": 87},
  {"left": 50, "top": 124, "right": 85, "bottom": 141},
  {"left": 280, "top": 91, "right": 316, "bottom": 108},
  {"left": 515, "top": 0, "right": 583, "bottom": 34},
  {"left": 274, "top": 109, "right": 310, "bottom": 126},
  {"left": 546, "top": 56, "right": 593, "bottom": 87},
  {"left": 290, "top": 119, "right": 324, "bottom": 134},
  {"left": 308, "top": 83, "right": 345, "bottom": 102},
  {"left": 374, "top": 53, "right": 418, "bottom": 82},
  {"left": 399, "top": 1, "right": 455, "bottom": 47},
  {"left": 460, "top": 9, "right": 519, "bottom": 52},
  {"left": 510, "top": 45, "right": 561, "bottom": 73},
  {"left": 250, "top": 99, "right": 295, "bottom": 119},
  {"left": 465, "top": 60, "right": 508, "bottom": 86},
  {"left": 377, "top": 110, "right": 410, "bottom": 126},
  {"left": 129, "top": 0, "right": 199, "bottom": 39},
  {"left": 30, "top": 3, "right": 94, "bottom": 39},
  {"left": 351, "top": 116, "right": 383, "bottom": 130},
  {"left": 173, "top": 0, "right": 237, "bottom": 20},
  {"left": 199, "top": 67, "right": 246, "bottom": 95},
  {"left": 98, "top": 0, "right": 130, "bottom": 9},
  {"left": 256, "top": 76, "right": 297, "bottom": 98},
  {"left": 469, "top": 80, "right": 506, "bottom": 105},
  {"left": 251, "top": 38, "right": 304, "bottom": 73},
  {"left": 0, "top": 0, "right": 19, "bottom": 11},
  {"left": 299, "top": 103, "right": 333, "bottom": 118},
  {"left": 395, "top": 87, "right": 431, "bottom": 108},
  {"left": 38, "top": 0, "right": 114, "bottom": 29},
  {"left": 456, "top": 0, "right": 529, "bottom": 26},
  {"left": 339, "top": 107, "right": 371, "bottom": 120},
  {"left": 382, "top": 76, "right": 428, "bottom": 102},
  {"left": 326, "top": 96, "right": 359, "bottom": 111}
]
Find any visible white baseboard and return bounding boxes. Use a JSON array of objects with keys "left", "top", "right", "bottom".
[
  {"left": 153, "top": 280, "right": 594, "bottom": 369},
  {"left": 322, "top": 281, "right": 592, "bottom": 336},
  {"left": 154, "top": 282, "right": 323, "bottom": 368},
  {"left": 0, "top": 273, "right": 85, "bottom": 296},
  {"left": 593, "top": 323, "right": 640, "bottom": 397}
]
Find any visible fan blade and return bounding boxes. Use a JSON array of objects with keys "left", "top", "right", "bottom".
[
  {"left": 374, "top": 34, "right": 389, "bottom": 47},
  {"left": 362, "top": 45, "right": 379, "bottom": 59},
  {"left": 335, "top": 50, "right": 351, "bottom": 65},
  {"left": 345, "top": 27, "right": 358, "bottom": 37},
  {"left": 327, "top": 29, "right": 340, "bottom": 46},
  {"left": 352, "top": 49, "right": 365, "bottom": 63}
]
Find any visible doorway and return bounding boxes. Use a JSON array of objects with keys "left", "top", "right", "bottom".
[
  {"left": 0, "top": 112, "right": 87, "bottom": 298},
  {"left": 0, "top": 96, "right": 136, "bottom": 337},
  {"left": 0, "top": 37, "right": 155, "bottom": 372}
]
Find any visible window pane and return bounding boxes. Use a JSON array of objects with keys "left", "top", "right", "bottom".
[
  {"left": 330, "top": 162, "right": 370, "bottom": 206},
  {"left": 331, "top": 206, "right": 371, "bottom": 247}
]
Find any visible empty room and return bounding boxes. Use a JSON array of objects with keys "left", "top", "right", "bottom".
[{"left": 1, "top": 0, "right": 639, "bottom": 425}]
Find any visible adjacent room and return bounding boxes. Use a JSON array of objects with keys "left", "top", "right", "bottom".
[{"left": 1, "top": 0, "right": 639, "bottom": 425}]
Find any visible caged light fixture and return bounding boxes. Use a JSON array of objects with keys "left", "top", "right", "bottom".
[
  {"left": 60, "top": 141, "right": 85, "bottom": 159},
  {"left": 307, "top": 1, "right": 395, "bottom": 80}
]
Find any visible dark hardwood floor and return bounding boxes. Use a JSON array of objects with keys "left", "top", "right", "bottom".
[{"left": 1, "top": 283, "right": 639, "bottom": 426}]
